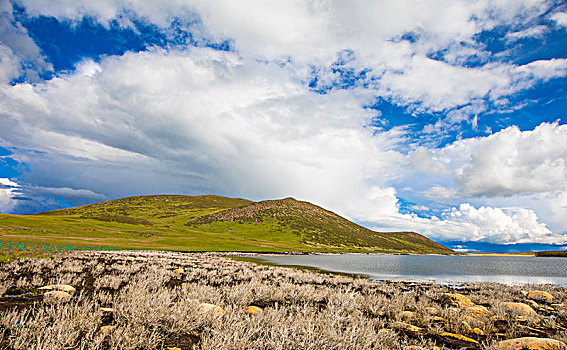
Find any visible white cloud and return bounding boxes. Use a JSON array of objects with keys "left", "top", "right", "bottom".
[
  {"left": 550, "top": 12, "right": 567, "bottom": 28},
  {"left": 0, "top": 47, "right": 405, "bottom": 213},
  {"left": 453, "top": 122, "right": 567, "bottom": 197},
  {"left": 11, "top": 0, "right": 565, "bottom": 115},
  {"left": 506, "top": 25, "right": 548, "bottom": 41},
  {"left": 0, "top": 177, "right": 19, "bottom": 212},
  {"left": 0, "top": 1, "right": 52, "bottom": 81},
  {"left": 32, "top": 186, "right": 105, "bottom": 201},
  {"left": 347, "top": 186, "right": 562, "bottom": 244}
]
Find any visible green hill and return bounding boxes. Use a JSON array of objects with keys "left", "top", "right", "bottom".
[{"left": 0, "top": 195, "right": 453, "bottom": 254}]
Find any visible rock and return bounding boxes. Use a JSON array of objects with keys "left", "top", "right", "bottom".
[
  {"left": 390, "top": 322, "right": 423, "bottom": 334},
  {"left": 521, "top": 291, "right": 529, "bottom": 297},
  {"left": 244, "top": 306, "right": 262, "bottom": 315},
  {"left": 438, "top": 332, "right": 479, "bottom": 346},
  {"left": 465, "top": 305, "right": 490, "bottom": 318},
  {"left": 441, "top": 293, "right": 475, "bottom": 308},
  {"left": 551, "top": 303, "right": 564, "bottom": 308},
  {"left": 100, "top": 325, "right": 116, "bottom": 333},
  {"left": 472, "top": 327, "right": 485, "bottom": 336},
  {"left": 166, "top": 348, "right": 181, "bottom": 350},
  {"left": 39, "top": 284, "right": 76, "bottom": 293},
  {"left": 101, "top": 307, "right": 114, "bottom": 312},
  {"left": 173, "top": 268, "right": 184, "bottom": 274},
  {"left": 199, "top": 303, "right": 224, "bottom": 318},
  {"left": 527, "top": 291, "right": 554, "bottom": 303},
  {"left": 43, "top": 290, "right": 72, "bottom": 304},
  {"left": 497, "top": 337, "right": 567, "bottom": 350},
  {"left": 501, "top": 302, "right": 537, "bottom": 316}
]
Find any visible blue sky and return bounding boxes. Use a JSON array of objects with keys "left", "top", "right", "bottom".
[{"left": 1, "top": 0, "right": 567, "bottom": 252}]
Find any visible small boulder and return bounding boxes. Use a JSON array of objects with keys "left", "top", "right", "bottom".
[
  {"left": 244, "top": 306, "right": 262, "bottom": 315},
  {"left": 39, "top": 284, "right": 76, "bottom": 293},
  {"left": 465, "top": 305, "right": 490, "bottom": 318},
  {"left": 43, "top": 291, "right": 71, "bottom": 304},
  {"left": 199, "top": 303, "right": 225, "bottom": 318},
  {"left": 173, "top": 268, "right": 184, "bottom": 274},
  {"left": 501, "top": 302, "right": 537, "bottom": 316},
  {"left": 527, "top": 291, "right": 554, "bottom": 303},
  {"left": 101, "top": 307, "right": 114, "bottom": 313},
  {"left": 497, "top": 337, "right": 567, "bottom": 350},
  {"left": 441, "top": 293, "right": 475, "bottom": 308}
]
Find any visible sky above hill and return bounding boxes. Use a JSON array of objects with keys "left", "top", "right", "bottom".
[{"left": 1, "top": 0, "right": 567, "bottom": 252}]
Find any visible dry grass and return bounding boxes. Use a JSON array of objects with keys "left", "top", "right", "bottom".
[{"left": 0, "top": 251, "right": 565, "bottom": 349}]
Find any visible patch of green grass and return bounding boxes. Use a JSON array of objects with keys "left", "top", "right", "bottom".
[{"left": 0, "top": 194, "right": 454, "bottom": 254}]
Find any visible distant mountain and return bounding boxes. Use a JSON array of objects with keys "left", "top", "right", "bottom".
[{"left": 0, "top": 195, "right": 453, "bottom": 254}]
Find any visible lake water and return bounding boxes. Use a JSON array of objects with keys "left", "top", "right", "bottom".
[{"left": 254, "top": 254, "right": 567, "bottom": 286}]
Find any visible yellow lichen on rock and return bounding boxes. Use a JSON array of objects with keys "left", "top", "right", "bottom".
[
  {"left": 527, "top": 291, "right": 554, "bottom": 303},
  {"left": 439, "top": 332, "right": 479, "bottom": 344},
  {"left": 441, "top": 293, "right": 475, "bottom": 308},
  {"left": 390, "top": 322, "right": 423, "bottom": 333},
  {"left": 244, "top": 306, "right": 262, "bottom": 315},
  {"left": 472, "top": 327, "right": 485, "bottom": 336},
  {"left": 501, "top": 302, "right": 537, "bottom": 316},
  {"left": 497, "top": 337, "right": 567, "bottom": 350},
  {"left": 465, "top": 305, "right": 490, "bottom": 317}
]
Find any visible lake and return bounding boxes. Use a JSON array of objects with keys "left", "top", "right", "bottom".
[{"left": 254, "top": 254, "right": 567, "bottom": 285}]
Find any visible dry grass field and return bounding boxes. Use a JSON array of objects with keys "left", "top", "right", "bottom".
[{"left": 0, "top": 251, "right": 566, "bottom": 349}]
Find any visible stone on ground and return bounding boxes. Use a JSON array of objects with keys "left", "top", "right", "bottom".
[
  {"left": 441, "top": 293, "right": 475, "bottom": 308},
  {"left": 39, "top": 284, "right": 76, "bottom": 293},
  {"left": 43, "top": 290, "right": 72, "bottom": 304},
  {"left": 173, "top": 268, "right": 184, "bottom": 274},
  {"left": 199, "top": 303, "right": 225, "bottom": 318},
  {"left": 527, "top": 291, "right": 554, "bottom": 303},
  {"left": 497, "top": 337, "right": 567, "bottom": 350},
  {"left": 244, "top": 305, "right": 262, "bottom": 315},
  {"left": 501, "top": 302, "right": 537, "bottom": 316}
]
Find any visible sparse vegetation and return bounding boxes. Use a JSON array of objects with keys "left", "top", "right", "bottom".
[
  {"left": 0, "top": 195, "right": 453, "bottom": 254},
  {"left": 0, "top": 250, "right": 565, "bottom": 349}
]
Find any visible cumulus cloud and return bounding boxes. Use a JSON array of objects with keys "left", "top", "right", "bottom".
[
  {"left": 349, "top": 187, "right": 562, "bottom": 244},
  {"left": 452, "top": 122, "right": 567, "bottom": 197}
]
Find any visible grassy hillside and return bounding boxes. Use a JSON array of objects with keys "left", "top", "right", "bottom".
[{"left": 0, "top": 195, "right": 453, "bottom": 254}]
